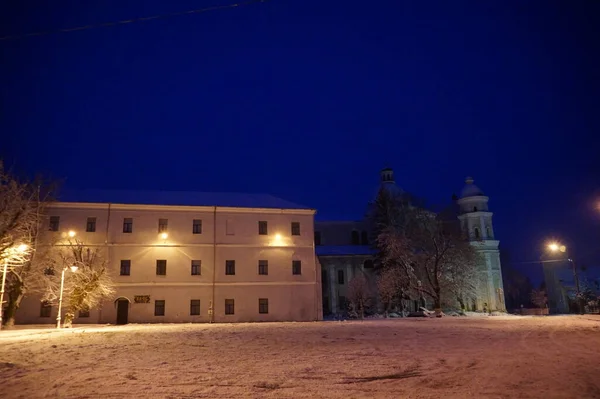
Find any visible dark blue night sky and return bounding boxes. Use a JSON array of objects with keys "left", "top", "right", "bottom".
[{"left": 2, "top": 0, "right": 599, "bottom": 281}]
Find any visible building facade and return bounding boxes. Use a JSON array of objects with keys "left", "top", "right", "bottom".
[
  {"left": 16, "top": 191, "right": 322, "bottom": 324},
  {"left": 316, "top": 170, "right": 506, "bottom": 316}
]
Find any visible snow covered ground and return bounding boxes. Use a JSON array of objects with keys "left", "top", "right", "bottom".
[{"left": 1, "top": 315, "right": 599, "bottom": 398}]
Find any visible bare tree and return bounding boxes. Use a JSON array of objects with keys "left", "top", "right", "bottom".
[
  {"left": 377, "top": 267, "right": 410, "bottom": 317},
  {"left": 347, "top": 273, "right": 370, "bottom": 320},
  {"left": 42, "top": 236, "right": 114, "bottom": 327},
  {"left": 377, "top": 205, "right": 480, "bottom": 314},
  {"left": 0, "top": 163, "right": 53, "bottom": 326},
  {"left": 530, "top": 289, "right": 547, "bottom": 309}
]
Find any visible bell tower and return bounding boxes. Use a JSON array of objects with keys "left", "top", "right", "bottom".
[{"left": 456, "top": 177, "right": 505, "bottom": 311}]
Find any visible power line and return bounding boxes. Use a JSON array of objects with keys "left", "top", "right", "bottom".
[{"left": 0, "top": 0, "right": 268, "bottom": 41}]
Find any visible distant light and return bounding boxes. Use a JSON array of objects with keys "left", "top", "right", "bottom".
[
  {"left": 16, "top": 244, "right": 29, "bottom": 253},
  {"left": 559, "top": 245, "right": 566, "bottom": 253},
  {"left": 68, "top": 230, "right": 76, "bottom": 238},
  {"left": 548, "top": 243, "right": 559, "bottom": 252},
  {"left": 70, "top": 265, "right": 79, "bottom": 272},
  {"left": 275, "top": 234, "right": 282, "bottom": 241},
  {"left": 160, "top": 232, "right": 168, "bottom": 240}
]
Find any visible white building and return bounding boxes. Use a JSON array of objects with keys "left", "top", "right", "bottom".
[{"left": 16, "top": 191, "right": 323, "bottom": 324}]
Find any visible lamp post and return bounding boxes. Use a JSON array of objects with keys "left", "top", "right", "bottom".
[
  {"left": 547, "top": 242, "right": 583, "bottom": 314},
  {"left": 0, "top": 244, "right": 29, "bottom": 330},
  {"left": 56, "top": 264, "right": 79, "bottom": 329}
]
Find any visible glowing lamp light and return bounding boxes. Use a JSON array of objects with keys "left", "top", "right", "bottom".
[
  {"left": 68, "top": 230, "right": 76, "bottom": 238},
  {"left": 70, "top": 265, "right": 78, "bottom": 272},
  {"left": 548, "top": 243, "right": 559, "bottom": 252},
  {"left": 160, "top": 232, "right": 168, "bottom": 240},
  {"left": 16, "top": 244, "right": 29, "bottom": 253},
  {"left": 275, "top": 234, "right": 282, "bottom": 241}
]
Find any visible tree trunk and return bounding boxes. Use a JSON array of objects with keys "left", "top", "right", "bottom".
[
  {"left": 3, "top": 280, "right": 25, "bottom": 327},
  {"left": 433, "top": 288, "right": 442, "bottom": 316},
  {"left": 457, "top": 296, "right": 465, "bottom": 311},
  {"left": 359, "top": 300, "right": 364, "bottom": 320}
]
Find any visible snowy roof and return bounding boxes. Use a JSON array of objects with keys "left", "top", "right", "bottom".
[
  {"left": 460, "top": 177, "right": 485, "bottom": 198},
  {"left": 57, "top": 189, "right": 312, "bottom": 210},
  {"left": 316, "top": 245, "right": 375, "bottom": 256}
]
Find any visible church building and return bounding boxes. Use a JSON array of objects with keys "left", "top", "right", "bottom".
[{"left": 316, "top": 168, "right": 505, "bottom": 316}]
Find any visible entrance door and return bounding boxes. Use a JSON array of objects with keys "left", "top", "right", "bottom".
[{"left": 116, "top": 299, "right": 129, "bottom": 325}]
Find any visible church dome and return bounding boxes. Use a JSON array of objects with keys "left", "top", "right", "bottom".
[
  {"left": 460, "top": 177, "right": 485, "bottom": 198},
  {"left": 379, "top": 167, "right": 404, "bottom": 197}
]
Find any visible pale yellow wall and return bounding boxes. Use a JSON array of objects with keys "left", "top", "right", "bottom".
[{"left": 16, "top": 202, "right": 321, "bottom": 324}]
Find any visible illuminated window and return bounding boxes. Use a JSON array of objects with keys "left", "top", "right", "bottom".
[
  {"left": 190, "top": 300, "right": 200, "bottom": 316},
  {"left": 225, "top": 260, "right": 235, "bottom": 275},
  {"left": 156, "top": 260, "right": 167, "bottom": 275},
  {"left": 193, "top": 219, "right": 202, "bottom": 234},
  {"left": 158, "top": 219, "right": 168, "bottom": 233},
  {"left": 123, "top": 218, "right": 133, "bottom": 233},
  {"left": 191, "top": 260, "right": 201, "bottom": 276},
  {"left": 292, "top": 260, "right": 302, "bottom": 275},
  {"left": 120, "top": 260, "right": 131, "bottom": 276},
  {"left": 225, "top": 299, "right": 235, "bottom": 315},
  {"left": 154, "top": 300, "right": 165, "bottom": 316},
  {"left": 291, "top": 222, "right": 300, "bottom": 236},
  {"left": 258, "top": 221, "right": 268, "bottom": 235},
  {"left": 259, "top": 298, "right": 269, "bottom": 314},
  {"left": 258, "top": 260, "right": 268, "bottom": 275},
  {"left": 49, "top": 216, "right": 60, "bottom": 232},
  {"left": 86, "top": 217, "right": 96, "bottom": 232}
]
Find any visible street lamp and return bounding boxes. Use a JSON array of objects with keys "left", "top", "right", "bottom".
[
  {"left": 0, "top": 243, "right": 29, "bottom": 330},
  {"left": 547, "top": 242, "right": 583, "bottom": 314},
  {"left": 56, "top": 264, "right": 78, "bottom": 329}
]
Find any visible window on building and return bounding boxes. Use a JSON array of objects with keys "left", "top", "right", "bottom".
[
  {"left": 361, "top": 231, "right": 368, "bottom": 245},
  {"left": 314, "top": 231, "right": 322, "bottom": 246},
  {"left": 40, "top": 301, "right": 52, "bottom": 317},
  {"left": 258, "top": 221, "right": 268, "bottom": 235},
  {"left": 226, "top": 219, "right": 235, "bottom": 235},
  {"left": 486, "top": 226, "right": 492, "bottom": 239},
  {"left": 86, "top": 217, "right": 97, "bottom": 232},
  {"left": 158, "top": 218, "right": 168, "bottom": 233},
  {"left": 225, "top": 299, "right": 235, "bottom": 315},
  {"left": 258, "top": 260, "right": 268, "bottom": 275},
  {"left": 193, "top": 219, "right": 202, "bottom": 234},
  {"left": 79, "top": 308, "right": 90, "bottom": 318},
  {"left": 351, "top": 231, "right": 360, "bottom": 245},
  {"left": 474, "top": 227, "right": 481, "bottom": 240},
  {"left": 49, "top": 216, "right": 60, "bottom": 232},
  {"left": 225, "top": 260, "right": 235, "bottom": 275},
  {"left": 292, "top": 260, "right": 302, "bottom": 275},
  {"left": 363, "top": 259, "right": 374, "bottom": 269},
  {"left": 156, "top": 260, "right": 167, "bottom": 275},
  {"left": 123, "top": 218, "right": 133, "bottom": 233},
  {"left": 259, "top": 298, "right": 269, "bottom": 314},
  {"left": 473, "top": 206, "right": 478, "bottom": 212},
  {"left": 154, "top": 300, "right": 165, "bottom": 316},
  {"left": 337, "top": 269, "right": 345, "bottom": 285},
  {"left": 291, "top": 222, "right": 300, "bottom": 236},
  {"left": 190, "top": 300, "right": 200, "bottom": 316},
  {"left": 120, "top": 260, "right": 131, "bottom": 276},
  {"left": 191, "top": 260, "right": 201, "bottom": 275}
]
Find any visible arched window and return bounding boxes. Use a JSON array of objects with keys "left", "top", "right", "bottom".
[
  {"left": 473, "top": 206, "right": 478, "bottom": 212},
  {"left": 474, "top": 227, "right": 480, "bottom": 239},
  {"left": 360, "top": 231, "right": 368, "bottom": 245},
  {"left": 363, "top": 259, "right": 374, "bottom": 269},
  {"left": 351, "top": 231, "right": 360, "bottom": 245},
  {"left": 486, "top": 226, "right": 492, "bottom": 239}
]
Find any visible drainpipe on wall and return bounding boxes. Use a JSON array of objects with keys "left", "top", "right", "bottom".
[
  {"left": 210, "top": 206, "right": 217, "bottom": 323},
  {"left": 311, "top": 210, "right": 321, "bottom": 321}
]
